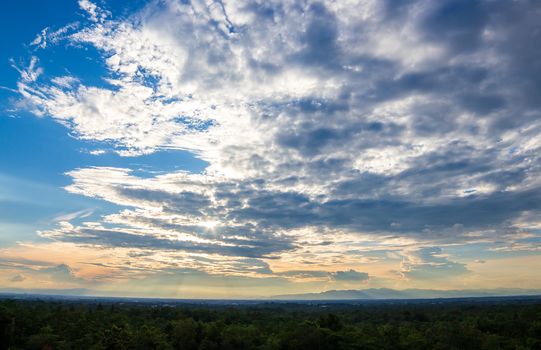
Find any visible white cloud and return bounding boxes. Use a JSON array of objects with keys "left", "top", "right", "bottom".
[
  {"left": 11, "top": 0, "right": 541, "bottom": 285},
  {"left": 30, "top": 22, "right": 79, "bottom": 49},
  {"left": 78, "top": 0, "right": 110, "bottom": 23},
  {"left": 53, "top": 208, "right": 94, "bottom": 222}
]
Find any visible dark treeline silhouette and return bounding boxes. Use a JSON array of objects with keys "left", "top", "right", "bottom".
[{"left": 1, "top": 298, "right": 541, "bottom": 349}]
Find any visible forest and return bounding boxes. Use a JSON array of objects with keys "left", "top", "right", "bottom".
[{"left": 1, "top": 297, "right": 541, "bottom": 350}]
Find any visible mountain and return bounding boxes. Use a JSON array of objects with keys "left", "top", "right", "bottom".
[
  {"left": 271, "top": 288, "right": 541, "bottom": 300},
  {"left": 2, "top": 287, "right": 540, "bottom": 302}
]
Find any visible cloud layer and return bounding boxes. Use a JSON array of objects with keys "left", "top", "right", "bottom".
[{"left": 7, "top": 0, "right": 541, "bottom": 293}]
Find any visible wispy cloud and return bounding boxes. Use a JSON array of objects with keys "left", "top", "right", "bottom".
[{"left": 53, "top": 208, "right": 94, "bottom": 222}]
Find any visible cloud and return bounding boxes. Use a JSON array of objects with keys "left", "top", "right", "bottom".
[
  {"left": 30, "top": 23, "right": 79, "bottom": 50},
  {"left": 9, "top": 274, "right": 26, "bottom": 282},
  {"left": 11, "top": 56, "right": 42, "bottom": 83},
  {"left": 0, "top": 256, "right": 55, "bottom": 269},
  {"left": 0, "top": 253, "right": 90, "bottom": 286},
  {"left": 78, "top": 0, "right": 110, "bottom": 23},
  {"left": 329, "top": 269, "right": 369, "bottom": 282},
  {"left": 10, "top": 0, "right": 541, "bottom": 286},
  {"left": 41, "top": 222, "right": 295, "bottom": 259},
  {"left": 53, "top": 208, "right": 94, "bottom": 222},
  {"left": 420, "top": 0, "right": 488, "bottom": 54},
  {"left": 276, "top": 270, "right": 330, "bottom": 280},
  {"left": 401, "top": 247, "right": 469, "bottom": 280},
  {"left": 39, "top": 264, "right": 83, "bottom": 283}
]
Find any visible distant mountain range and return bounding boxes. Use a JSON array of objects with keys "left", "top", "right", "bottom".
[
  {"left": 271, "top": 288, "right": 541, "bottom": 300},
  {"left": 2, "top": 287, "right": 541, "bottom": 302}
]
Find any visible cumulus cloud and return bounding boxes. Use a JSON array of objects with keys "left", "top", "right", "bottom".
[
  {"left": 40, "top": 264, "right": 84, "bottom": 283},
  {"left": 329, "top": 269, "right": 369, "bottom": 282},
  {"left": 11, "top": 0, "right": 541, "bottom": 284}
]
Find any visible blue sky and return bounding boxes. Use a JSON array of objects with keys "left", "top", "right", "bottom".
[
  {"left": 0, "top": 0, "right": 206, "bottom": 246},
  {"left": 1, "top": 0, "right": 541, "bottom": 298}
]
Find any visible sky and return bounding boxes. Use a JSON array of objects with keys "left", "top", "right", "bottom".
[{"left": 0, "top": 0, "right": 540, "bottom": 299}]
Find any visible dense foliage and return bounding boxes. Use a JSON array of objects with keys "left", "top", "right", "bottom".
[{"left": 1, "top": 298, "right": 540, "bottom": 349}]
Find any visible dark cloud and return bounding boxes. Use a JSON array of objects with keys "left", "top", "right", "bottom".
[
  {"left": 321, "top": 187, "right": 541, "bottom": 234},
  {"left": 296, "top": 2, "right": 340, "bottom": 68},
  {"left": 48, "top": 169, "right": 541, "bottom": 258},
  {"left": 43, "top": 225, "right": 295, "bottom": 259},
  {"left": 488, "top": 0, "right": 541, "bottom": 108},
  {"left": 9, "top": 274, "right": 26, "bottom": 282},
  {"left": 382, "top": 0, "right": 418, "bottom": 20},
  {"left": 117, "top": 188, "right": 213, "bottom": 216},
  {"left": 420, "top": 0, "right": 488, "bottom": 53},
  {"left": 276, "top": 120, "right": 403, "bottom": 157}
]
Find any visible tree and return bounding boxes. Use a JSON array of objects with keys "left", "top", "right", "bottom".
[{"left": 170, "top": 318, "right": 199, "bottom": 350}]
